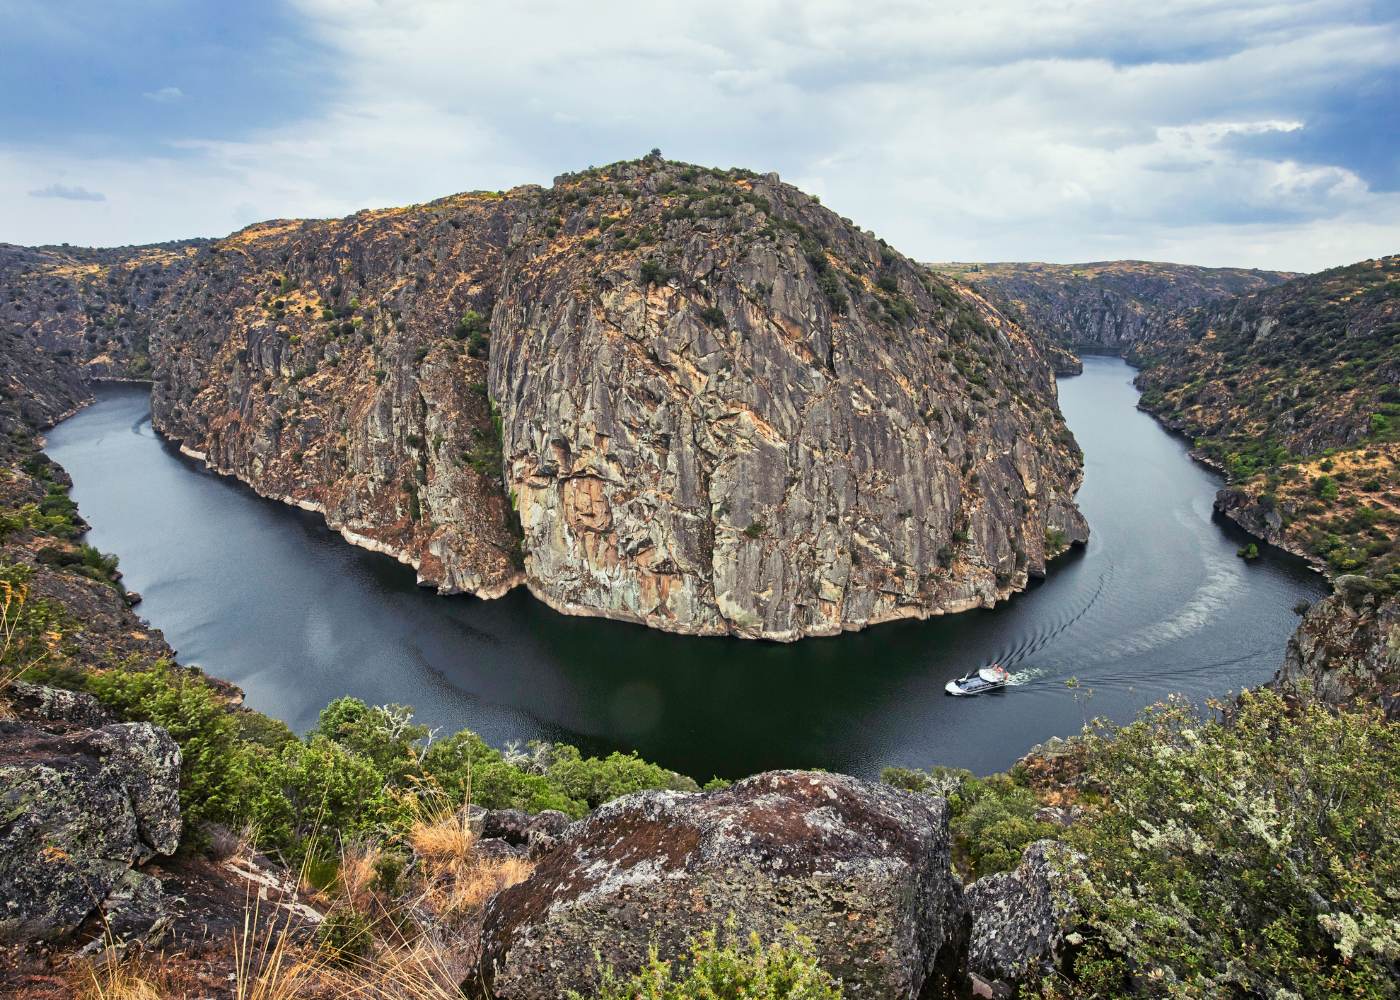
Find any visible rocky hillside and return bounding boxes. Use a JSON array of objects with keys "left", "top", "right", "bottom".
[
  {"left": 929, "top": 259, "right": 1296, "bottom": 352},
  {"left": 1129, "top": 255, "right": 1399, "bottom": 714},
  {"left": 1, "top": 240, "right": 206, "bottom": 380},
  {"left": 6, "top": 155, "right": 1088, "bottom": 640},
  {"left": 1134, "top": 256, "right": 1399, "bottom": 588}
]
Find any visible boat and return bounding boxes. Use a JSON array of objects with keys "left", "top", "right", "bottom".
[{"left": 944, "top": 664, "right": 1011, "bottom": 696}]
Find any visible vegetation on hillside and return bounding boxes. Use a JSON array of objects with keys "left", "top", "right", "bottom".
[
  {"left": 1047, "top": 690, "right": 1400, "bottom": 999},
  {"left": 1134, "top": 256, "right": 1400, "bottom": 591}
]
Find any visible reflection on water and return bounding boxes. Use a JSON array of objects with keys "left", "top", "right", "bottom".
[{"left": 45, "top": 357, "right": 1326, "bottom": 778}]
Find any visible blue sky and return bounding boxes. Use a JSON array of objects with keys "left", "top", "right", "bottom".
[{"left": 2, "top": 0, "right": 1396, "bottom": 271}]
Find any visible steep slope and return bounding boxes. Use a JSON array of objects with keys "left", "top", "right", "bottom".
[
  {"left": 6, "top": 156, "right": 1087, "bottom": 640},
  {"left": 1, "top": 241, "right": 206, "bottom": 380},
  {"left": 147, "top": 194, "right": 530, "bottom": 598},
  {"left": 490, "top": 161, "right": 1087, "bottom": 638},
  {"left": 1129, "top": 255, "right": 1399, "bottom": 714},
  {"left": 929, "top": 260, "right": 1296, "bottom": 352},
  {"left": 1133, "top": 256, "right": 1399, "bottom": 588}
]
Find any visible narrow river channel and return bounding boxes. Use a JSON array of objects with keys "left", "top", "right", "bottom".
[{"left": 44, "top": 356, "right": 1326, "bottom": 779}]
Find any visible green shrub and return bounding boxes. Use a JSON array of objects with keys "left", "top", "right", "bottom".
[
  {"left": 1051, "top": 691, "right": 1400, "bottom": 999},
  {"left": 421, "top": 729, "right": 577, "bottom": 815},
  {"left": 317, "top": 906, "right": 374, "bottom": 962},
  {"left": 78, "top": 661, "right": 262, "bottom": 835},
  {"left": 881, "top": 765, "right": 1055, "bottom": 879},
  {"left": 569, "top": 924, "right": 843, "bottom": 1000},
  {"left": 640, "top": 260, "right": 671, "bottom": 285},
  {"left": 540, "top": 744, "right": 696, "bottom": 811},
  {"left": 247, "top": 734, "right": 408, "bottom": 854},
  {"left": 310, "top": 697, "right": 427, "bottom": 784}
]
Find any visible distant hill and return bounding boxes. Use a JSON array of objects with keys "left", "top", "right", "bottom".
[
  {"left": 1134, "top": 255, "right": 1399, "bottom": 589},
  {"left": 927, "top": 260, "right": 1298, "bottom": 351}
]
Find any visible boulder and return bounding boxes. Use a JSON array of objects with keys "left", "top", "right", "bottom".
[
  {"left": 480, "top": 808, "right": 533, "bottom": 844},
  {"left": 478, "top": 807, "right": 574, "bottom": 860},
  {"left": 472, "top": 770, "right": 967, "bottom": 1000},
  {"left": 966, "top": 840, "right": 1083, "bottom": 996},
  {"left": 0, "top": 718, "right": 181, "bottom": 941},
  {"left": 7, "top": 681, "right": 113, "bottom": 728}
]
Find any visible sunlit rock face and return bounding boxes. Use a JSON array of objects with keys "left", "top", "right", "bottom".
[{"left": 8, "top": 157, "right": 1087, "bottom": 640}]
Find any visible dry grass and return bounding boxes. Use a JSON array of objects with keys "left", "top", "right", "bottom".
[
  {"left": 74, "top": 956, "right": 165, "bottom": 1000},
  {"left": 0, "top": 575, "right": 63, "bottom": 715},
  {"left": 232, "top": 892, "right": 324, "bottom": 1000},
  {"left": 337, "top": 840, "right": 383, "bottom": 917},
  {"left": 407, "top": 792, "right": 534, "bottom": 920},
  {"left": 63, "top": 787, "right": 536, "bottom": 1000}
]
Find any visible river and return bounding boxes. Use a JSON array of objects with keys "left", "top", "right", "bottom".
[{"left": 44, "top": 356, "right": 1326, "bottom": 780}]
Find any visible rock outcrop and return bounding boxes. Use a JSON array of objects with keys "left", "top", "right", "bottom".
[
  {"left": 472, "top": 770, "right": 967, "bottom": 1000},
  {"left": 491, "top": 162, "right": 1086, "bottom": 638},
  {"left": 928, "top": 260, "right": 1295, "bottom": 353},
  {"left": 0, "top": 712, "right": 182, "bottom": 942},
  {"left": 7, "top": 156, "right": 1088, "bottom": 640},
  {"left": 1277, "top": 587, "right": 1400, "bottom": 718},
  {"left": 966, "top": 840, "right": 1083, "bottom": 997}
]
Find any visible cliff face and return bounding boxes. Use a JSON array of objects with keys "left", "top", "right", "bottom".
[
  {"left": 6, "top": 157, "right": 1087, "bottom": 640},
  {"left": 1, "top": 241, "right": 206, "bottom": 381},
  {"left": 1133, "top": 256, "right": 1399, "bottom": 589},
  {"left": 146, "top": 194, "right": 530, "bottom": 598},
  {"left": 1121, "top": 256, "right": 1400, "bottom": 711},
  {"left": 928, "top": 260, "right": 1295, "bottom": 352},
  {"left": 1279, "top": 586, "right": 1399, "bottom": 719},
  {"left": 490, "top": 162, "right": 1086, "bottom": 638}
]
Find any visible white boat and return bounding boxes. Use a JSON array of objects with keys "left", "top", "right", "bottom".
[{"left": 944, "top": 664, "right": 1011, "bottom": 696}]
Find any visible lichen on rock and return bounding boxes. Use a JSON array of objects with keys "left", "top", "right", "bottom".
[{"left": 472, "top": 769, "right": 968, "bottom": 1000}]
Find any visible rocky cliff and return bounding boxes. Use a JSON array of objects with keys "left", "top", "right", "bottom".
[
  {"left": 1, "top": 240, "right": 206, "bottom": 381},
  {"left": 489, "top": 161, "right": 1086, "bottom": 638},
  {"left": 6, "top": 156, "right": 1088, "bottom": 640},
  {"left": 928, "top": 260, "right": 1295, "bottom": 353},
  {"left": 1133, "top": 256, "right": 1399, "bottom": 587},
  {"left": 1126, "top": 255, "right": 1399, "bottom": 712}
]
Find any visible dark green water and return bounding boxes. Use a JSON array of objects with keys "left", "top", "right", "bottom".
[{"left": 44, "top": 357, "right": 1326, "bottom": 779}]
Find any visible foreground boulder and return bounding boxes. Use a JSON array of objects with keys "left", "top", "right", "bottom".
[
  {"left": 966, "top": 840, "right": 1083, "bottom": 997},
  {"left": 472, "top": 770, "right": 967, "bottom": 1000},
  {"left": 0, "top": 716, "right": 181, "bottom": 941}
]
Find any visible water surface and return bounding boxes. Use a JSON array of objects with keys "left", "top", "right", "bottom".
[{"left": 45, "top": 357, "right": 1326, "bottom": 779}]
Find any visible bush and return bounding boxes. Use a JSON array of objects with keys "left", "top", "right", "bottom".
[
  {"left": 640, "top": 259, "right": 671, "bottom": 285},
  {"left": 696, "top": 305, "right": 726, "bottom": 327},
  {"left": 570, "top": 924, "right": 843, "bottom": 1000},
  {"left": 247, "top": 734, "right": 409, "bottom": 854},
  {"left": 881, "top": 765, "right": 1055, "bottom": 879},
  {"left": 78, "top": 661, "right": 266, "bottom": 835},
  {"left": 1050, "top": 691, "right": 1400, "bottom": 999}
]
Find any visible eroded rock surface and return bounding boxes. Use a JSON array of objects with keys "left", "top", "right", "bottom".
[
  {"left": 492, "top": 162, "right": 1087, "bottom": 638},
  {"left": 8, "top": 156, "right": 1089, "bottom": 640},
  {"left": 928, "top": 260, "right": 1295, "bottom": 352},
  {"left": 1277, "top": 587, "right": 1400, "bottom": 718},
  {"left": 473, "top": 770, "right": 967, "bottom": 1000},
  {"left": 966, "top": 840, "right": 1083, "bottom": 995},
  {"left": 0, "top": 713, "right": 181, "bottom": 941}
]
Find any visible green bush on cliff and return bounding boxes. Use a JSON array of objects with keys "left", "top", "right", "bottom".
[
  {"left": 1049, "top": 690, "right": 1400, "bottom": 999},
  {"left": 571, "top": 924, "right": 843, "bottom": 1000},
  {"left": 881, "top": 765, "right": 1056, "bottom": 879},
  {"left": 70, "top": 660, "right": 267, "bottom": 835}
]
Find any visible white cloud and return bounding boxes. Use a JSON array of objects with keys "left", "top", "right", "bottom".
[
  {"left": 142, "top": 85, "right": 184, "bottom": 103},
  {"left": 27, "top": 182, "right": 105, "bottom": 202},
  {"left": 2, "top": 0, "right": 1396, "bottom": 271}
]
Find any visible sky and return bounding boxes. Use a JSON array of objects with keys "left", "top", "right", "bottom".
[{"left": 1, "top": 0, "right": 1396, "bottom": 272}]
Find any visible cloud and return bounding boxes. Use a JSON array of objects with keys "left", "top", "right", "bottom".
[
  {"left": 142, "top": 86, "right": 185, "bottom": 103},
  {"left": 1, "top": 0, "right": 1396, "bottom": 271},
  {"left": 27, "top": 182, "right": 106, "bottom": 202}
]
